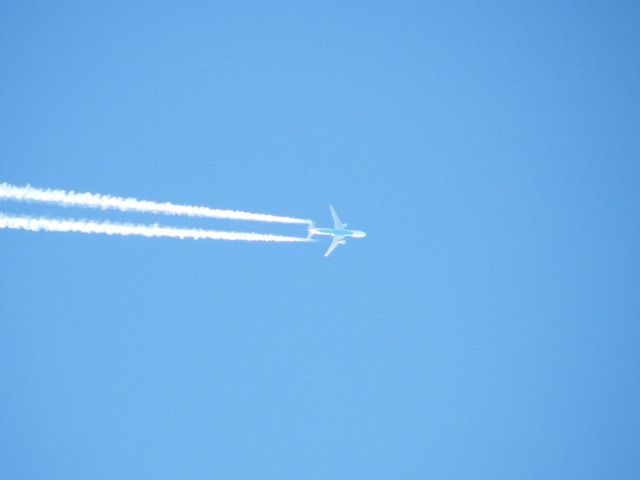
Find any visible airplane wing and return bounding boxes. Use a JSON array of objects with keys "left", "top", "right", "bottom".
[
  {"left": 329, "top": 205, "right": 346, "bottom": 230},
  {"left": 324, "top": 236, "right": 345, "bottom": 257}
]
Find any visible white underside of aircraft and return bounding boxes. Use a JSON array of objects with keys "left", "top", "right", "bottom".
[{"left": 307, "top": 205, "right": 366, "bottom": 257}]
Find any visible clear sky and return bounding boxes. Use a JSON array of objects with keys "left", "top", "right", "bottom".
[{"left": 1, "top": 2, "right": 639, "bottom": 478}]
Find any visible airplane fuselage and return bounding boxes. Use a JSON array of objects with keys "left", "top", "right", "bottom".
[{"left": 309, "top": 227, "right": 367, "bottom": 239}]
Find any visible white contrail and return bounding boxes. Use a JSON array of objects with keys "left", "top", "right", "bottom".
[
  {"left": 0, "top": 183, "right": 311, "bottom": 225},
  {"left": 0, "top": 213, "right": 310, "bottom": 242}
]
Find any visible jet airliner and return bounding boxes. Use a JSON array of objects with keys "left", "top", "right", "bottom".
[{"left": 307, "top": 205, "right": 366, "bottom": 257}]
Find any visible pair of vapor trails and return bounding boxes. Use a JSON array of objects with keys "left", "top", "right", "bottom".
[{"left": 0, "top": 183, "right": 311, "bottom": 243}]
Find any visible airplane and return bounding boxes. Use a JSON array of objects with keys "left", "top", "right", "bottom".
[{"left": 307, "top": 205, "right": 366, "bottom": 257}]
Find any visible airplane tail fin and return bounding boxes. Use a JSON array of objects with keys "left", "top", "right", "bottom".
[{"left": 306, "top": 222, "right": 315, "bottom": 240}]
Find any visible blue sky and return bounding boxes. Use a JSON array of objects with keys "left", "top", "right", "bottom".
[{"left": 1, "top": 1, "right": 639, "bottom": 478}]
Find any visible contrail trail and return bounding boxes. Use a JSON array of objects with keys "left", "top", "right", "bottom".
[
  {"left": 0, "top": 213, "right": 310, "bottom": 242},
  {"left": 0, "top": 183, "right": 311, "bottom": 225}
]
